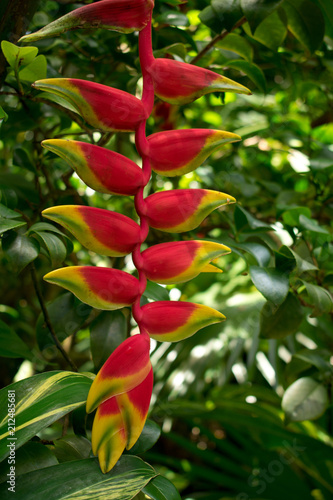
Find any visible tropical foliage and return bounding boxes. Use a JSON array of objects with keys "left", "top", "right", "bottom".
[{"left": 0, "top": 0, "right": 332, "bottom": 499}]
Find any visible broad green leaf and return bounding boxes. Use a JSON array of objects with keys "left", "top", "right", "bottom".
[
  {"left": 276, "top": 245, "right": 318, "bottom": 274},
  {"left": 142, "top": 475, "right": 181, "bottom": 500},
  {"left": 0, "top": 106, "right": 8, "bottom": 127},
  {"left": 0, "top": 371, "right": 93, "bottom": 462},
  {"left": 299, "top": 214, "right": 329, "bottom": 234},
  {"left": 217, "top": 33, "right": 253, "bottom": 61},
  {"left": 240, "top": 0, "right": 284, "bottom": 31},
  {"left": 1, "top": 41, "right": 38, "bottom": 69},
  {"left": 301, "top": 281, "right": 333, "bottom": 316},
  {"left": 282, "top": 206, "right": 311, "bottom": 226},
  {"left": 156, "top": 11, "right": 189, "bottom": 27},
  {"left": 260, "top": 292, "right": 304, "bottom": 339},
  {"left": 249, "top": 266, "right": 289, "bottom": 305},
  {"left": 0, "top": 456, "right": 156, "bottom": 500},
  {"left": 212, "top": 0, "right": 243, "bottom": 31},
  {"left": 13, "top": 147, "right": 37, "bottom": 173},
  {"left": 234, "top": 205, "right": 272, "bottom": 232},
  {"left": 28, "top": 221, "right": 70, "bottom": 239},
  {"left": 2, "top": 233, "right": 39, "bottom": 273},
  {"left": 231, "top": 241, "right": 271, "bottom": 267},
  {"left": 0, "top": 319, "right": 32, "bottom": 359},
  {"left": 143, "top": 281, "right": 170, "bottom": 301},
  {"left": 0, "top": 442, "right": 58, "bottom": 483},
  {"left": 0, "top": 206, "right": 21, "bottom": 221},
  {"left": 129, "top": 420, "right": 161, "bottom": 455},
  {"left": 227, "top": 59, "right": 267, "bottom": 92},
  {"left": 251, "top": 9, "right": 287, "bottom": 50},
  {"left": 0, "top": 218, "right": 26, "bottom": 235},
  {"left": 34, "top": 231, "right": 67, "bottom": 267},
  {"left": 90, "top": 310, "right": 127, "bottom": 370},
  {"left": 282, "top": 0, "right": 325, "bottom": 52},
  {"left": 294, "top": 349, "right": 333, "bottom": 373},
  {"left": 36, "top": 292, "right": 92, "bottom": 351},
  {"left": 52, "top": 435, "right": 91, "bottom": 463},
  {"left": 282, "top": 377, "right": 329, "bottom": 422},
  {"left": 316, "top": 0, "right": 333, "bottom": 37},
  {"left": 19, "top": 55, "right": 47, "bottom": 83}
]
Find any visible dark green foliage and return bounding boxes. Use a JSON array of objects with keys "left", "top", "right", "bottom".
[{"left": 0, "top": 0, "right": 332, "bottom": 498}]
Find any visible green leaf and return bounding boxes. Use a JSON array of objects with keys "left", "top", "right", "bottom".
[
  {"left": 142, "top": 475, "right": 181, "bottom": 500},
  {"left": 0, "top": 456, "right": 156, "bottom": 500},
  {"left": 227, "top": 59, "right": 267, "bottom": 92},
  {"left": 28, "top": 221, "right": 69, "bottom": 239},
  {"left": 282, "top": 0, "right": 325, "bottom": 52},
  {"left": 53, "top": 435, "right": 91, "bottom": 463},
  {"left": 36, "top": 292, "right": 92, "bottom": 351},
  {"left": 251, "top": 9, "right": 287, "bottom": 50},
  {"left": 143, "top": 282, "right": 170, "bottom": 301},
  {"left": 294, "top": 349, "right": 333, "bottom": 373},
  {"left": 1, "top": 41, "right": 38, "bottom": 69},
  {"left": 260, "top": 292, "right": 304, "bottom": 339},
  {"left": 282, "top": 206, "right": 311, "bottom": 226},
  {"left": 282, "top": 377, "right": 329, "bottom": 422},
  {"left": 0, "top": 319, "right": 33, "bottom": 359},
  {"left": 19, "top": 55, "right": 47, "bottom": 83},
  {"left": 240, "top": 0, "right": 284, "bottom": 31},
  {"left": 129, "top": 420, "right": 161, "bottom": 455},
  {"left": 0, "top": 442, "right": 58, "bottom": 483},
  {"left": 249, "top": 266, "right": 289, "bottom": 305},
  {"left": 234, "top": 205, "right": 272, "bottom": 232},
  {"left": 156, "top": 11, "right": 189, "bottom": 27},
  {"left": 276, "top": 245, "right": 318, "bottom": 274},
  {"left": 34, "top": 231, "right": 67, "bottom": 267},
  {"left": 231, "top": 241, "right": 271, "bottom": 267},
  {"left": 301, "top": 281, "right": 333, "bottom": 316},
  {"left": 0, "top": 371, "right": 93, "bottom": 462},
  {"left": 2, "top": 233, "right": 39, "bottom": 273},
  {"left": 0, "top": 218, "right": 26, "bottom": 235},
  {"left": 211, "top": 0, "right": 243, "bottom": 32},
  {"left": 0, "top": 205, "right": 21, "bottom": 219},
  {"left": 90, "top": 310, "right": 127, "bottom": 370},
  {"left": 299, "top": 214, "right": 329, "bottom": 234},
  {"left": 13, "top": 147, "right": 36, "bottom": 173},
  {"left": 217, "top": 33, "right": 253, "bottom": 61},
  {"left": 0, "top": 106, "right": 8, "bottom": 127}
]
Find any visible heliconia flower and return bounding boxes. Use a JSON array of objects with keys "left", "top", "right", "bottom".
[
  {"left": 146, "top": 58, "right": 251, "bottom": 105},
  {"left": 42, "top": 139, "right": 145, "bottom": 196},
  {"left": 86, "top": 333, "right": 151, "bottom": 413},
  {"left": 148, "top": 129, "right": 241, "bottom": 176},
  {"left": 141, "top": 240, "right": 230, "bottom": 284},
  {"left": 44, "top": 266, "right": 139, "bottom": 310},
  {"left": 92, "top": 368, "right": 153, "bottom": 473},
  {"left": 42, "top": 206, "right": 140, "bottom": 257},
  {"left": 145, "top": 189, "right": 236, "bottom": 233},
  {"left": 33, "top": 79, "right": 146, "bottom": 132},
  {"left": 19, "top": 0, "right": 154, "bottom": 43},
  {"left": 141, "top": 301, "right": 226, "bottom": 342}
]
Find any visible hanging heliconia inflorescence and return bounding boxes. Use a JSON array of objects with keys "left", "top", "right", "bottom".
[{"left": 21, "top": 0, "right": 250, "bottom": 473}]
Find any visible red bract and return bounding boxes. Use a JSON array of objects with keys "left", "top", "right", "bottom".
[
  {"left": 43, "top": 206, "right": 141, "bottom": 257},
  {"left": 20, "top": 0, "right": 155, "bottom": 42},
  {"left": 33, "top": 79, "right": 147, "bottom": 132},
  {"left": 147, "top": 58, "right": 251, "bottom": 105},
  {"left": 148, "top": 128, "right": 240, "bottom": 176},
  {"left": 145, "top": 189, "right": 236, "bottom": 232},
  {"left": 42, "top": 140, "right": 145, "bottom": 195}
]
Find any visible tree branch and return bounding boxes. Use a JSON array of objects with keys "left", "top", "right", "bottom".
[
  {"left": 30, "top": 263, "right": 78, "bottom": 371},
  {"left": 191, "top": 17, "right": 247, "bottom": 65}
]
